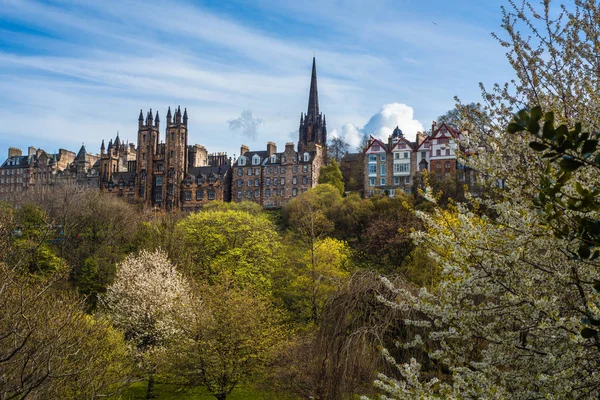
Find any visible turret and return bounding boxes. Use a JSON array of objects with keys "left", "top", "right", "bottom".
[
  {"left": 167, "top": 106, "right": 172, "bottom": 125},
  {"left": 138, "top": 109, "right": 144, "bottom": 128},
  {"left": 183, "top": 108, "right": 188, "bottom": 126},
  {"left": 155, "top": 110, "right": 160, "bottom": 129},
  {"left": 100, "top": 139, "right": 105, "bottom": 156}
]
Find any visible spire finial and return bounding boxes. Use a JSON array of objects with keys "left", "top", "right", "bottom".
[{"left": 307, "top": 56, "right": 319, "bottom": 118}]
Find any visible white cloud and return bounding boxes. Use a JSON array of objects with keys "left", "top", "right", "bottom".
[
  {"left": 228, "top": 110, "right": 263, "bottom": 140},
  {"left": 363, "top": 103, "right": 424, "bottom": 141},
  {"left": 331, "top": 103, "right": 424, "bottom": 152}
]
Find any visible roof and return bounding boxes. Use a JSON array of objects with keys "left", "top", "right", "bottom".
[
  {"left": 189, "top": 163, "right": 231, "bottom": 178},
  {"left": 341, "top": 152, "right": 361, "bottom": 162},
  {"left": 234, "top": 150, "right": 269, "bottom": 167},
  {"left": 111, "top": 171, "right": 136, "bottom": 183}
]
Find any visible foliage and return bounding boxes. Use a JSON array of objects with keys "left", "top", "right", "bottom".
[
  {"left": 318, "top": 160, "right": 345, "bottom": 195},
  {"left": 174, "top": 209, "right": 281, "bottom": 293},
  {"left": 101, "top": 249, "right": 191, "bottom": 350},
  {"left": 0, "top": 264, "right": 133, "bottom": 399},
  {"left": 364, "top": 2, "right": 600, "bottom": 398},
  {"left": 169, "top": 284, "right": 285, "bottom": 400}
]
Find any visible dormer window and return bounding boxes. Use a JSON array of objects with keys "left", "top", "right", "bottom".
[
  {"left": 303, "top": 152, "right": 309, "bottom": 162},
  {"left": 252, "top": 155, "right": 260, "bottom": 165},
  {"left": 238, "top": 156, "right": 246, "bottom": 166},
  {"left": 271, "top": 155, "right": 276, "bottom": 163}
]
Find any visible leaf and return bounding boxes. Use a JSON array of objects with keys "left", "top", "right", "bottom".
[
  {"left": 530, "top": 106, "right": 543, "bottom": 121},
  {"left": 581, "top": 327, "right": 597, "bottom": 339},
  {"left": 529, "top": 142, "right": 548, "bottom": 151},
  {"left": 581, "top": 140, "right": 598, "bottom": 156},
  {"left": 594, "top": 280, "right": 600, "bottom": 292},
  {"left": 507, "top": 122, "right": 521, "bottom": 133},
  {"left": 559, "top": 157, "right": 583, "bottom": 172}
]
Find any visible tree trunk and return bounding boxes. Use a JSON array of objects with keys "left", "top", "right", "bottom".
[
  {"left": 215, "top": 393, "right": 227, "bottom": 400},
  {"left": 146, "top": 374, "right": 155, "bottom": 399}
]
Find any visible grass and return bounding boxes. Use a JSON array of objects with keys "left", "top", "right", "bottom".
[{"left": 119, "top": 381, "right": 298, "bottom": 400}]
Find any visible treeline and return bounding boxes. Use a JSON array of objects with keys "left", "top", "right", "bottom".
[{"left": 0, "top": 180, "right": 438, "bottom": 399}]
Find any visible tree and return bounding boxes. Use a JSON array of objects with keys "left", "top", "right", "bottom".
[
  {"left": 101, "top": 249, "right": 191, "bottom": 398},
  {"left": 318, "top": 160, "right": 345, "bottom": 195},
  {"left": 169, "top": 284, "right": 284, "bottom": 400},
  {"left": 364, "top": 1, "right": 600, "bottom": 398},
  {"left": 1, "top": 265, "right": 132, "bottom": 399},
  {"left": 174, "top": 209, "right": 282, "bottom": 294},
  {"left": 328, "top": 135, "right": 350, "bottom": 163},
  {"left": 435, "top": 102, "right": 490, "bottom": 133}
]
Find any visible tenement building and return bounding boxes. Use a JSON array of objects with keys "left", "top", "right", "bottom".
[
  {"left": 99, "top": 106, "right": 231, "bottom": 210},
  {"left": 231, "top": 57, "right": 327, "bottom": 208},
  {"left": 363, "top": 122, "right": 475, "bottom": 198}
]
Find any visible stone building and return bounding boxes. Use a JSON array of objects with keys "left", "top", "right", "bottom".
[
  {"left": 0, "top": 146, "right": 80, "bottom": 199},
  {"left": 99, "top": 107, "right": 230, "bottom": 209},
  {"left": 231, "top": 57, "right": 327, "bottom": 208}
]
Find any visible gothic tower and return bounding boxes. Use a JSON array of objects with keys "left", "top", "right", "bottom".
[
  {"left": 165, "top": 106, "right": 188, "bottom": 210},
  {"left": 136, "top": 109, "right": 160, "bottom": 206},
  {"left": 298, "top": 57, "right": 327, "bottom": 155}
]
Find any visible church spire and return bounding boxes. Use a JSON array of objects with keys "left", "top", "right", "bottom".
[{"left": 307, "top": 57, "right": 319, "bottom": 119}]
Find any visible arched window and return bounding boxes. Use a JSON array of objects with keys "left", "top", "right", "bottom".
[
  {"left": 252, "top": 155, "right": 260, "bottom": 165},
  {"left": 303, "top": 152, "right": 309, "bottom": 162}
]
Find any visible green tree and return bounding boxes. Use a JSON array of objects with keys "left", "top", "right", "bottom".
[
  {"left": 318, "top": 160, "right": 345, "bottom": 195},
  {"left": 174, "top": 209, "right": 282, "bottom": 293},
  {"left": 169, "top": 284, "right": 285, "bottom": 400}
]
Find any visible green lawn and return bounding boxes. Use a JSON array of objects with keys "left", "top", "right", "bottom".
[{"left": 119, "top": 381, "right": 298, "bottom": 400}]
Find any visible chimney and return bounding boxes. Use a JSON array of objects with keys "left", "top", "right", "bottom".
[
  {"left": 417, "top": 132, "right": 426, "bottom": 146},
  {"left": 388, "top": 135, "right": 393, "bottom": 150},
  {"left": 8, "top": 147, "right": 22, "bottom": 158},
  {"left": 432, "top": 121, "right": 437, "bottom": 134},
  {"left": 28, "top": 146, "right": 36, "bottom": 157},
  {"left": 267, "top": 141, "right": 277, "bottom": 156},
  {"left": 240, "top": 144, "right": 249, "bottom": 156},
  {"left": 285, "top": 142, "right": 295, "bottom": 153}
]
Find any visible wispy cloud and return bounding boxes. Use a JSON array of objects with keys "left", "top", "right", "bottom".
[{"left": 228, "top": 110, "right": 263, "bottom": 140}]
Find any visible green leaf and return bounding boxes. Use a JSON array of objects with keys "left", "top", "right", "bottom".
[
  {"left": 507, "top": 122, "right": 521, "bottom": 133},
  {"left": 595, "top": 153, "right": 600, "bottom": 166},
  {"left": 581, "top": 140, "right": 598, "bottom": 156},
  {"left": 593, "top": 280, "right": 600, "bottom": 292},
  {"left": 560, "top": 157, "right": 583, "bottom": 172},
  {"left": 529, "top": 142, "right": 548, "bottom": 152},
  {"left": 581, "top": 327, "right": 597, "bottom": 339},
  {"left": 578, "top": 244, "right": 591, "bottom": 259},
  {"left": 530, "top": 106, "right": 542, "bottom": 121}
]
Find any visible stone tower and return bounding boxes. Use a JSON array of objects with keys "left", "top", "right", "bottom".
[
  {"left": 136, "top": 109, "right": 160, "bottom": 206},
  {"left": 165, "top": 106, "right": 188, "bottom": 210},
  {"left": 298, "top": 57, "right": 327, "bottom": 155}
]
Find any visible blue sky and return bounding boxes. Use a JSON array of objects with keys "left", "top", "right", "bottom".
[{"left": 0, "top": 0, "right": 513, "bottom": 158}]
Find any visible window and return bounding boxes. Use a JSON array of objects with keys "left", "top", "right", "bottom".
[
  {"left": 404, "top": 152, "right": 409, "bottom": 158},
  {"left": 394, "top": 164, "right": 410, "bottom": 173},
  {"left": 302, "top": 176, "right": 307, "bottom": 184},
  {"left": 208, "top": 175, "right": 216, "bottom": 185},
  {"left": 254, "top": 167, "right": 259, "bottom": 175},
  {"left": 380, "top": 164, "right": 386, "bottom": 175},
  {"left": 293, "top": 165, "right": 298, "bottom": 173},
  {"left": 421, "top": 152, "right": 426, "bottom": 160},
  {"left": 237, "top": 179, "right": 242, "bottom": 187},
  {"left": 171, "top": 132, "right": 174, "bottom": 141},
  {"left": 274, "top": 166, "right": 279, "bottom": 174},
  {"left": 281, "top": 188, "right": 285, "bottom": 196},
  {"left": 246, "top": 190, "right": 252, "bottom": 198},
  {"left": 197, "top": 190, "right": 204, "bottom": 200},
  {"left": 445, "top": 161, "right": 451, "bottom": 171},
  {"left": 254, "top": 178, "right": 259, "bottom": 186},
  {"left": 208, "top": 190, "right": 215, "bottom": 200},
  {"left": 237, "top": 168, "right": 243, "bottom": 176},
  {"left": 281, "top": 166, "right": 286, "bottom": 173},
  {"left": 303, "top": 152, "right": 309, "bottom": 162},
  {"left": 405, "top": 176, "right": 411, "bottom": 184},
  {"left": 292, "top": 188, "right": 297, "bottom": 196},
  {"left": 238, "top": 156, "right": 246, "bottom": 166},
  {"left": 237, "top": 191, "right": 242, "bottom": 199},
  {"left": 248, "top": 168, "right": 252, "bottom": 176},
  {"left": 394, "top": 152, "right": 400, "bottom": 159},
  {"left": 266, "top": 189, "right": 271, "bottom": 197},
  {"left": 247, "top": 180, "right": 252, "bottom": 187},
  {"left": 302, "top": 165, "right": 308, "bottom": 173},
  {"left": 266, "top": 167, "right": 271, "bottom": 175},
  {"left": 293, "top": 176, "right": 297, "bottom": 184},
  {"left": 271, "top": 155, "right": 276, "bottom": 163},
  {"left": 155, "top": 176, "right": 163, "bottom": 186},
  {"left": 446, "top": 148, "right": 451, "bottom": 156},
  {"left": 280, "top": 177, "right": 286, "bottom": 185},
  {"left": 254, "top": 189, "right": 259, "bottom": 198},
  {"left": 380, "top": 178, "right": 387, "bottom": 185},
  {"left": 281, "top": 156, "right": 286, "bottom": 163},
  {"left": 436, "top": 149, "right": 441, "bottom": 156},
  {"left": 368, "top": 154, "right": 377, "bottom": 162},
  {"left": 266, "top": 178, "right": 270, "bottom": 186},
  {"left": 368, "top": 165, "right": 376, "bottom": 175},
  {"left": 274, "top": 178, "right": 278, "bottom": 186},
  {"left": 380, "top": 153, "right": 386, "bottom": 161},
  {"left": 198, "top": 176, "right": 205, "bottom": 185},
  {"left": 252, "top": 155, "right": 260, "bottom": 165},
  {"left": 394, "top": 176, "right": 400, "bottom": 185},
  {"left": 168, "top": 184, "right": 174, "bottom": 195},
  {"left": 170, "top": 150, "right": 174, "bottom": 158},
  {"left": 142, "top": 153, "right": 146, "bottom": 160},
  {"left": 369, "top": 177, "right": 376, "bottom": 186},
  {"left": 184, "top": 191, "right": 192, "bottom": 201},
  {"left": 143, "top": 134, "right": 146, "bottom": 142}
]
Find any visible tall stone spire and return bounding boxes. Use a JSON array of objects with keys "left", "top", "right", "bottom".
[{"left": 306, "top": 57, "right": 319, "bottom": 119}]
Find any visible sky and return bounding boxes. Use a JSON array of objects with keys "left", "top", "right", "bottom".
[{"left": 0, "top": 0, "right": 515, "bottom": 158}]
